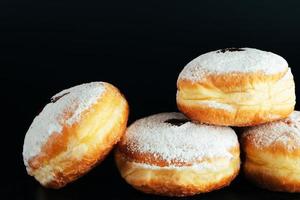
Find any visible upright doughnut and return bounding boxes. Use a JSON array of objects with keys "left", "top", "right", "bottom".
[
  {"left": 242, "top": 111, "right": 300, "bottom": 192},
  {"left": 177, "top": 47, "right": 295, "bottom": 126},
  {"left": 23, "top": 82, "right": 129, "bottom": 188},
  {"left": 115, "top": 112, "right": 240, "bottom": 196}
]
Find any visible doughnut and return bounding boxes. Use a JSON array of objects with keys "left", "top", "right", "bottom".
[
  {"left": 177, "top": 47, "right": 295, "bottom": 126},
  {"left": 23, "top": 82, "right": 129, "bottom": 188},
  {"left": 241, "top": 111, "right": 300, "bottom": 192},
  {"left": 115, "top": 112, "right": 240, "bottom": 196}
]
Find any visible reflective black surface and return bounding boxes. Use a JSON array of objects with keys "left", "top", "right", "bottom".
[{"left": 3, "top": 0, "right": 300, "bottom": 199}]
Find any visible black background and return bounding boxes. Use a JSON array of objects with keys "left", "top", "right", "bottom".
[{"left": 2, "top": 0, "right": 300, "bottom": 199}]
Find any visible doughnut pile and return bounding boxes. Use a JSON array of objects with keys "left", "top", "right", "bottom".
[{"left": 23, "top": 47, "right": 298, "bottom": 196}]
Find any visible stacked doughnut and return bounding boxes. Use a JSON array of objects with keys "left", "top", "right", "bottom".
[
  {"left": 241, "top": 111, "right": 300, "bottom": 192},
  {"left": 22, "top": 47, "right": 297, "bottom": 196},
  {"left": 177, "top": 47, "right": 295, "bottom": 126},
  {"left": 115, "top": 113, "right": 240, "bottom": 196}
]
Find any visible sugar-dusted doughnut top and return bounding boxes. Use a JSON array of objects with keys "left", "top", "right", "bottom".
[
  {"left": 23, "top": 82, "right": 106, "bottom": 165},
  {"left": 120, "top": 112, "right": 238, "bottom": 164},
  {"left": 178, "top": 48, "right": 288, "bottom": 82},
  {"left": 243, "top": 111, "right": 300, "bottom": 151}
]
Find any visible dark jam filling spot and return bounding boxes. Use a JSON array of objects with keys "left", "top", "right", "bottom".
[
  {"left": 164, "top": 118, "right": 190, "bottom": 126},
  {"left": 50, "top": 92, "right": 70, "bottom": 103},
  {"left": 217, "top": 48, "right": 245, "bottom": 53},
  {"left": 286, "top": 119, "right": 293, "bottom": 126}
]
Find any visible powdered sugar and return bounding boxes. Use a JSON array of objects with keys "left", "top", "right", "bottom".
[
  {"left": 23, "top": 82, "right": 106, "bottom": 167},
  {"left": 121, "top": 113, "right": 238, "bottom": 164},
  {"left": 178, "top": 48, "right": 288, "bottom": 82},
  {"left": 130, "top": 159, "right": 231, "bottom": 171},
  {"left": 197, "top": 100, "right": 235, "bottom": 112},
  {"left": 243, "top": 111, "right": 300, "bottom": 150}
]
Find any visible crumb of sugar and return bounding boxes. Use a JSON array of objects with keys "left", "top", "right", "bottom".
[
  {"left": 243, "top": 111, "right": 300, "bottom": 150},
  {"left": 178, "top": 47, "right": 288, "bottom": 82},
  {"left": 121, "top": 112, "right": 238, "bottom": 165},
  {"left": 23, "top": 82, "right": 106, "bottom": 167}
]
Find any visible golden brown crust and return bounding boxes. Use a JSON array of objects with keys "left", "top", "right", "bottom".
[
  {"left": 177, "top": 70, "right": 295, "bottom": 126},
  {"left": 131, "top": 169, "right": 239, "bottom": 197},
  {"left": 177, "top": 102, "right": 293, "bottom": 127},
  {"left": 115, "top": 149, "right": 240, "bottom": 197},
  {"left": 118, "top": 142, "right": 240, "bottom": 167},
  {"left": 178, "top": 71, "right": 285, "bottom": 92},
  {"left": 241, "top": 131, "right": 300, "bottom": 157},
  {"left": 28, "top": 83, "right": 129, "bottom": 188},
  {"left": 244, "top": 161, "right": 300, "bottom": 192}
]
